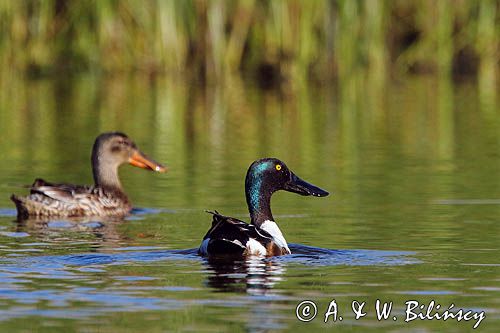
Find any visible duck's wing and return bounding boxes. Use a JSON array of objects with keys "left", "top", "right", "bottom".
[
  {"left": 30, "top": 178, "right": 95, "bottom": 203},
  {"left": 12, "top": 179, "right": 130, "bottom": 218},
  {"left": 199, "top": 211, "right": 277, "bottom": 257}
]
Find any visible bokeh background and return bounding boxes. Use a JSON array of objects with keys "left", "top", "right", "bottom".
[{"left": 1, "top": 0, "right": 498, "bottom": 82}]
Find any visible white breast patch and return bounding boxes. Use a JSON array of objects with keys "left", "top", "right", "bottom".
[{"left": 260, "top": 220, "right": 291, "bottom": 254}]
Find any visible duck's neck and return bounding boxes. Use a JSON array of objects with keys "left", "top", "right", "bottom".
[
  {"left": 92, "top": 153, "right": 124, "bottom": 193},
  {"left": 246, "top": 185, "right": 290, "bottom": 253},
  {"left": 246, "top": 182, "right": 274, "bottom": 227}
]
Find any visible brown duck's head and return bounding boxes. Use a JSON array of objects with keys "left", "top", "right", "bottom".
[{"left": 92, "top": 132, "right": 167, "bottom": 175}]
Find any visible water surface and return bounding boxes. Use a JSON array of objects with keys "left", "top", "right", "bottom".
[{"left": 0, "top": 74, "right": 498, "bottom": 332}]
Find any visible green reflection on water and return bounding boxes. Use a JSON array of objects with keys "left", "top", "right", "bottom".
[{"left": 0, "top": 73, "right": 499, "bottom": 332}]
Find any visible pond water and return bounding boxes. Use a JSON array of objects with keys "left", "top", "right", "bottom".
[{"left": 0, "top": 74, "right": 498, "bottom": 332}]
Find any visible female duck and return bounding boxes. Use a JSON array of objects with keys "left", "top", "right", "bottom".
[
  {"left": 199, "top": 158, "right": 329, "bottom": 257},
  {"left": 11, "top": 132, "right": 166, "bottom": 219}
]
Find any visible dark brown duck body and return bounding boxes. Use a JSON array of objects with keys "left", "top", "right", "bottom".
[{"left": 11, "top": 132, "right": 166, "bottom": 219}]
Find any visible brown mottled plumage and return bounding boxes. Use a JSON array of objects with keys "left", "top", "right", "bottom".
[{"left": 11, "top": 132, "right": 166, "bottom": 219}]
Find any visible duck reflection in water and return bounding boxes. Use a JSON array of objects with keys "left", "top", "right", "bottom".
[
  {"left": 203, "top": 255, "right": 286, "bottom": 295},
  {"left": 14, "top": 215, "right": 128, "bottom": 249}
]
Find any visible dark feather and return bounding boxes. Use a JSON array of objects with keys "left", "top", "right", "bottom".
[{"left": 200, "top": 211, "right": 284, "bottom": 257}]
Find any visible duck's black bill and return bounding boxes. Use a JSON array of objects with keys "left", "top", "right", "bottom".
[{"left": 283, "top": 172, "right": 329, "bottom": 197}]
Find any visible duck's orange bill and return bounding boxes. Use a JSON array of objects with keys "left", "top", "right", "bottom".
[{"left": 128, "top": 151, "right": 167, "bottom": 173}]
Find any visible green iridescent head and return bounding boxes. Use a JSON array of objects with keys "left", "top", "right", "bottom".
[{"left": 244, "top": 158, "right": 329, "bottom": 224}]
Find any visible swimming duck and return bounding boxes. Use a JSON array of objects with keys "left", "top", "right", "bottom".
[
  {"left": 11, "top": 132, "right": 166, "bottom": 219},
  {"left": 199, "top": 158, "right": 329, "bottom": 257}
]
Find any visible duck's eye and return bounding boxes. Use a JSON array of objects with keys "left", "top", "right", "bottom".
[{"left": 275, "top": 164, "right": 282, "bottom": 171}]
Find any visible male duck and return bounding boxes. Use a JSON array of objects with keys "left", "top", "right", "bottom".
[
  {"left": 11, "top": 132, "right": 166, "bottom": 219},
  {"left": 199, "top": 158, "right": 329, "bottom": 257}
]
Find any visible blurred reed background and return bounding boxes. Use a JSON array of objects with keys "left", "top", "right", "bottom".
[{"left": 0, "top": 0, "right": 498, "bottom": 86}]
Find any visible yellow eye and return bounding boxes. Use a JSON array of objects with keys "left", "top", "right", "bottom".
[{"left": 276, "top": 164, "right": 282, "bottom": 171}]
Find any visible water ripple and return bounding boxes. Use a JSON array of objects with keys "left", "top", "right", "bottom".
[{"left": 0, "top": 245, "right": 417, "bottom": 274}]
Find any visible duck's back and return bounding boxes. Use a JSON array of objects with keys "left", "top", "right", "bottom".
[
  {"left": 11, "top": 178, "right": 131, "bottom": 218},
  {"left": 199, "top": 211, "right": 287, "bottom": 257}
]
